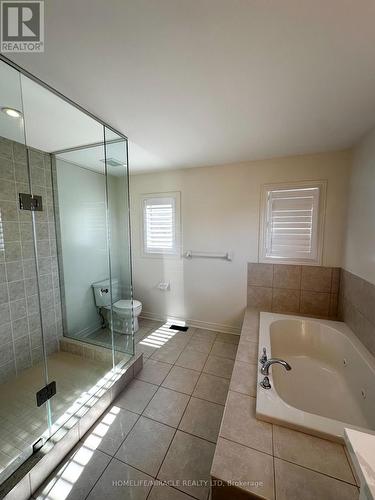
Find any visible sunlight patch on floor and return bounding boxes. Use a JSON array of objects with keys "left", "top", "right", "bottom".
[
  {"left": 37, "top": 405, "right": 121, "bottom": 500},
  {"left": 139, "top": 319, "right": 186, "bottom": 348}
]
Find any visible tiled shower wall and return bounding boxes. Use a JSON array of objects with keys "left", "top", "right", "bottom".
[
  {"left": 247, "top": 262, "right": 340, "bottom": 318},
  {"left": 0, "top": 136, "right": 62, "bottom": 383},
  {"left": 339, "top": 269, "right": 375, "bottom": 357}
]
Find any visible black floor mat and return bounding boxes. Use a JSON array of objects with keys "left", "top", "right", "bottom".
[{"left": 169, "top": 324, "right": 189, "bottom": 332}]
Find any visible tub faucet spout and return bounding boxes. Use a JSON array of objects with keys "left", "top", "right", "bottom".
[{"left": 261, "top": 358, "right": 292, "bottom": 376}]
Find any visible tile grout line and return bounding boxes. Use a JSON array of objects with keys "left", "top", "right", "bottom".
[
  {"left": 6, "top": 146, "right": 18, "bottom": 379},
  {"left": 272, "top": 424, "right": 277, "bottom": 500},
  {"left": 146, "top": 329, "right": 219, "bottom": 500},
  {"left": 273, "top": 456, "right": 359, "bottom": 488}
]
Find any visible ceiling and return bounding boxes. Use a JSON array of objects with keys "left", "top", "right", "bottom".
[{"left": 6, "top": 0, "right": 375, "bottom": 173}]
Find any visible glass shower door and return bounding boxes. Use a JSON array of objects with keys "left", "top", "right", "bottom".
[
  {"left": 0, "top": 60, "right": 50, "bottom": 484},
  {"left": 19, "top": 75, "right": 114, "bottom": 449},
  {"left": 0, "top": 56, "right": 134, "bottom": 490}
]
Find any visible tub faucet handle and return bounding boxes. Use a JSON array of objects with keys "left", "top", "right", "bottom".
[
  {"left": 260, "top": 376, "right": 271, "bottom": 390},
  {"left": 260, "top": 347, "right": 267, "bottom": 365}
]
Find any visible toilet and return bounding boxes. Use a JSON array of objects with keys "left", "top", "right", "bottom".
[{"left": 92, "top": 279, "right": 142, "bottom": 334}]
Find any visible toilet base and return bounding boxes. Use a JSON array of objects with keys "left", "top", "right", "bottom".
[{"left": 100, "top": 307, "right": 140, "bottom": 335}]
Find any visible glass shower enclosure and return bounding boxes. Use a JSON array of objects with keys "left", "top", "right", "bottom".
[{"left": 0, "top": 56, "right": 134, "bottom": 487}]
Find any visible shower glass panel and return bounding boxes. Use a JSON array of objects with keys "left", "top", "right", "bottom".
[
  {"left": 54, "top": 142, "right": 112, "bottom": 350},
  {"left": 104, "top": 127, "right": 134, "bottom": 357},
  {"left": 0, "top": 56, "right": 133, "bottom": 488},
  {"left": 20, "top": 75, "right": 120, "bottom": 440},
  {"left": 0, "top": 61, "right": 49, "bottom": 483},
  {"left": 54, "top": 137, "right": 134, "bottom": 359}
]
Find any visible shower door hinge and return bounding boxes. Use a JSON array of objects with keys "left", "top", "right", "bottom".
[
  {"left": 19, "top": 193, "right": 43, "bottom": 211},
  {"left": 36, "top": 381, "right": 56, "bottom": 407}
]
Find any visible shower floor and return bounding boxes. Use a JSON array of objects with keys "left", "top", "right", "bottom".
[{"left": 0, "top": 351, "right": 111, "bottom": 478}]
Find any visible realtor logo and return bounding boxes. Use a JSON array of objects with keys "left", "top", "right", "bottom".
[{"left": 1, "top": 1, "right": 44, "bottom": 52}]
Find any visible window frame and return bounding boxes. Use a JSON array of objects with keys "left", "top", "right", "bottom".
[
  {"left": 259, "top": 180, "right": 327, "bottom": 266},
  {"left": 140, "top": 191, "right": 181, "bottom": 259}
]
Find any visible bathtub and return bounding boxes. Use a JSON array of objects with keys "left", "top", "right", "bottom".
[{"left": 256, "top": 312, "right": 375, "bottom": 442}]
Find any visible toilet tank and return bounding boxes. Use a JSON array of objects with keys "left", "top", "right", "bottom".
[{"left": 92, "top": 279, "right": 119, "bottom": 307}]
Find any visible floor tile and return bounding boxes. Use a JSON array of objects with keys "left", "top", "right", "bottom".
[
  {"left": 179, "top": 397, "right": 224, "bottom": 443},
  {"left": 158, "top": 431, "right": 215, "bottom": 500},
  {"left": 175, "top": 349, "right": 208, "bottom": 372},
  {"left": 87, "top": 458, "right": 152, "bottom": 500},
  {"left": 220, "top": 391, "right": 272, "bottom": 454},
  {"left": 273, "top": 425, "right": 356, "bottom": 484},
  {"left": 166, "top": 333, "right": 191, "bottom": 349},
  {"left": 143, "top": 387, "right": 189, "bottom": 427},
  {"left": 138, "top": 319, "right": 164, "bottom": 331},
  {"left": 193, "top": 373, "right": 229, "bottom": 405},
  {"left": 115, "top": 379, "right": 158, "bottom": 414},
  {"left": 215, "top": 333, "right": 240, "bottom": 344},
  {"left": 136, "top": 359, "right": 172, "bottom": 385},
  {"left": 185, "top": 338, "right": 213, "bottom": 354},
  {"left": 116, "top": 416, "right": 175, "bottom": 477},
  {"left": 150, "top": 345, "right": 183, "bottom": 364},
  {"left": 34, "top": 446, "right": 111, "bottom": 500},
  {"left": 84, "top": 406, "right": 139, "bottom": 456},
  {"left": 148, "top": 483, "right": 196, "bottom": 499},
  {"left": 203, "top": 355, "right": 234, "bottom": 379},
  {"left": 162, "top": 366, "right": 200, "bottom": 395},
  {"left": 211, "top": 437, "right": 274, "bottom": 499},
  {"left": 192, "top": 329, "right": 218, "bottom": 342},
  {"left": 229, "top": 360, "right": 257, "bottom": 397},
  {"left": 274, "top": 458, "right": 359, "bottom": 500},
  {"left": 210, "top": 341, "right": 237, "bottom": 360}
]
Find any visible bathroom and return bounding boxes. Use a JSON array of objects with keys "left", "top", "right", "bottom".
[{"left": 0, "top": 1, "right": 375, "bottom": 499}]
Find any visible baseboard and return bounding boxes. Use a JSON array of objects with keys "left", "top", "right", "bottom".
[{"left": 140, "top": 311, "right": 241, "bottom": 335}]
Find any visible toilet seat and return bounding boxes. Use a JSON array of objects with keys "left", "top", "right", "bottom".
[
  {"left": 114, "top": 299, "right": 141, "bottom": 311},
  {"left": 104, "top": 299, "right": 142, "bottom": 314}
]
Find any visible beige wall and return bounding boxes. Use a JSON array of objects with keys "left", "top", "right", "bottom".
[
  {"left": 130, "top": 150, "right": 352, "bottom": 332},
  {"left": 344, "top": 127, "right": 375, "bottom": 286}
]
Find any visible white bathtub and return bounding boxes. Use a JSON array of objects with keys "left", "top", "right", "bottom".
[{"left": 256, "top": 312, "right": 375, "bottom": 442}]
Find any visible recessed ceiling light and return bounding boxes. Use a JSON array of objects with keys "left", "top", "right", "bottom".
[{"left": 1, "top": 107, "right": 23, "bottom": 119}]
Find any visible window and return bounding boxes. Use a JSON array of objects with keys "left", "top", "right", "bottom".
[
  {"left": 141, "top": 192, "right": 181, "bottom": 256},
  {"left": 259, "top": 181, "right": 326, "bottom": 265}
]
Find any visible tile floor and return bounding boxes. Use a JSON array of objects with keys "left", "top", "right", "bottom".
[
  {"left": 32, "top": 320, "right": 240, "bottom": 500},
  {"left": 0, "top": 352, "right": 111, "bottom": 477}
]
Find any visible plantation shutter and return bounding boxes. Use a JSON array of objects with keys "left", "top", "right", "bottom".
[
  {"left": 143, "top": 197, "right": 177, "bottom": 254},
  {"left": 265, "top": 187, "right": 320, "bottom": 261}
]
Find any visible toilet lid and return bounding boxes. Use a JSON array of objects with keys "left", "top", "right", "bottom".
[{"left": 113, "top": 299, "right": 141, "bottom": 310}]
